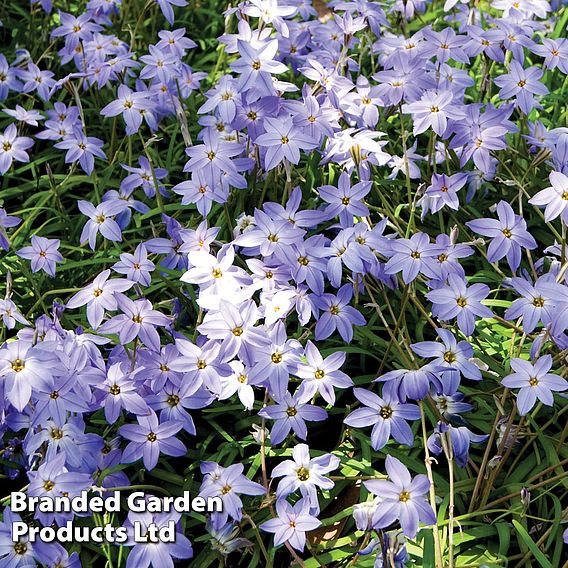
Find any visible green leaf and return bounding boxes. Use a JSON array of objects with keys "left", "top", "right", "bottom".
[{"left": 512, "top": 520, "right": 553, "bottom": 568}]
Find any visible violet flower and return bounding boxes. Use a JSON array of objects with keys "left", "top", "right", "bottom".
[
  {"left": 270, "top": 443, "right": 339, "bottom": 513},
  {"left": 295, "top": 341, "right": 353, "bottom": 405},
  {"left": 318, "top": 171, "right": 371, "bottom": 227},
  {"left": 494, "top": 61, "right": 548, "bottom": 115},
  {"left": 427, "top": 422, "right": 488, "bottom": 467},
  {"left": 156, "top": 0, "right": 188, "bottom": 25},
  {"left": 364, "top": 455, "right": 436, "bottom": 538},
  {"left": 231, "top": 39, "right": 288, "bottom": 93},
  {"left": 99, "top": 296, "right": 170, "bottom": 351},
  {"left": 97, "top": 362, "right": 150, "bottom": 424},
  {"left": 0, "top": 123, "right": 34, "bottom": 175},
  {"left": 529, "top": 170, "right": 568, "bottom": 223},
  {"left": 198, "top": 462, "right": 266, "bottom": 530},
  {"left": 119, "top": 409, "right": 186, "bottom": 471},
  {"left": 17, "top": 236, "right": 63, "bottom": 277},
  {"left": 384, "top": 232, "right": 438, "bottom": 284},
  {"left": 258, "top": 392, "right": 328, "bottom": 445},
  {"left": 112, "top": 243, "right": 155, "bottom": 286},
  {"left": 466, "top": 201, "right": 537, "bottom": 271},
  {"left": 100, "top": 84, "right": 153, "bottom": 135},
  {"left": 78, "top": 199, "right": 127, "bottom": 250},
  {"left": 123, "top": 508, "right": 193, "bottom": 567},
  {"left": 344, "top": 388, "right": 420, "bottom": 450},
  {"left": 27, "top": 453, "right": 92, "bottom": 526},
  {"left": 3, "top": 105, "right": 44, "bottom": 126},
  {"left": 312, "top": 284, "right": 366, "bottom": 343},
  {"left": 426, "top": 274, "right": 493, "bottom": 336},
  {"left": 502, "top": 355, "right": 568, "bottom": 415},
  {"left": 66, "top": 269, "right": 134, "bottom": 329},
  {"left": 54, "top": 132, "right": 106, "bottom": 175},
  {"left": 260, "top": 498, "right": 321, "bottom": 551},
  {"left": 402, "top": 90, "right": 463, "bottom": 136},
  {"left": 0, "top": 207, "right": 22, "bottom": 250},
  {"left": 255, "top": 117, "right": 317, "bottom": 170}
]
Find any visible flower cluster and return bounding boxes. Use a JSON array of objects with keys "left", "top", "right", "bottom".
[{"left": 1, "top": 0, "right": 568, "bottom": 565}]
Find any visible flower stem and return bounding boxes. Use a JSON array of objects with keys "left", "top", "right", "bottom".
[{"left": 419, "top": 400, "right": 443, "bottom": 568}]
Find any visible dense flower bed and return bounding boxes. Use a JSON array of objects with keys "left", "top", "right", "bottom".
[{"left": 1, "top": 0, "right": 568, "bottom": 566}]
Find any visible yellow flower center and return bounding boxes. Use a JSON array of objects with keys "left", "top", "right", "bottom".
[
  {"left": 443, "top": 351, "right": 456, "bottom": 363},
  {"left": 297, "top": 467, "right": 310, "bottom": 481},
  {"left": 380, "top": 406, "right": 393, "bottom": 419},
  {"left": 14, "top": 542, "right": 27, "bottom": 555},
  {"left": 51, "top": 428, "right": 63, "bottom": 440}
]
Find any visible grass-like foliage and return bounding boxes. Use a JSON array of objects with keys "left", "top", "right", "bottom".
[{"left": 0, "top": 0, "right": 567, "bottom": 566}]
